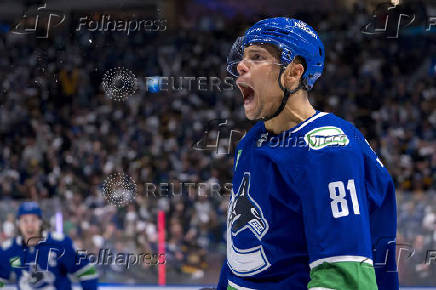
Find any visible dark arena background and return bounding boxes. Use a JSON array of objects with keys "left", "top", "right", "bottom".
[{"left": 0, "top": 0, "right": 434, "bottom": 289}]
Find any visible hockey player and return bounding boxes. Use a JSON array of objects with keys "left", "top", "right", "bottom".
[
  {"left": 0, "top": 202, "right": 98, "bottom": 289},
  {"left": 218, "top": 18, "right": 398, "bottom": 289}
]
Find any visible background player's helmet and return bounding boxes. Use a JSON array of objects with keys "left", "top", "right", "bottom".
[
  {"left": 227, "top": 17, "right": 325, "bottom": 90},
  {"left": 17, "top": 202, "right": 42, "bottom": 219}
]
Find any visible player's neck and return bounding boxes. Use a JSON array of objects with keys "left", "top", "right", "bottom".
[
  {"left": 22, "top": 236, "right": 41, "bottom": 246},
  {"left": 21, "top": 231, "right": 44, "bottom": 247},
  {"left": 264, "top": 90, "right": 315, "bottom": 134}
]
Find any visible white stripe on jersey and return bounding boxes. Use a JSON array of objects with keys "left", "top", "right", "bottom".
[
  {"left": 228, "top": 280, "right": 256, "bottom": 290},
  {"left": 309, "top": 255, "right": 373, "bottom": 269},
  {"left": 292, "top": 111, "right": 329, "bottom": 134}
]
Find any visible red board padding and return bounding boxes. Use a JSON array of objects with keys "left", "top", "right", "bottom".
[{"left": 158, "top": 211, "right": 166, "bottom": 286}]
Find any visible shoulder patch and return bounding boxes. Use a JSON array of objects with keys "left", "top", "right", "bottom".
[
  {"left": 9, "top": 256, "right": 21, "bottom": 268},
  {"left": 1, "top": 239, "right": 12, "bottom": 250},
  {"left": 305, "top": 126, "right": 349, "bottom": 150},
  {"left": 51, "top": 232, "right": 65, "bottom": 241}
]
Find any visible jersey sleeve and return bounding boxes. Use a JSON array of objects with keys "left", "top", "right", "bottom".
[
  {"left": 295, "top": 143, "right": 378, "bottom": 289},
  {"left": 0, "top": 244, "right": 11, "bottom": 285},
  {"left": 357, "top": 130, "right": 399, "bottom": 289},
  {"left": 56, "top": 234, "right": 98, "bottom": 290},
  {"left": 217, "top": 259, "right": 230, "bottom": 290}
]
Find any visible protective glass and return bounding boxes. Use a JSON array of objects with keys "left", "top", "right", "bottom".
[{"left": 226, "top": 36, "right": 283, "bottom": 77}]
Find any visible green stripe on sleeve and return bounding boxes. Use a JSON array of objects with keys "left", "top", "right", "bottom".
[
  {"left": 76, "top": 265, "right": 97, "bottom": 278},
  {"left": 308, "top": 261, "right": 377, "bottom": 290}
]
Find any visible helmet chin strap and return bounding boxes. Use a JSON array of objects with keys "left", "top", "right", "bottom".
[{"left": 261, "top": 66, "right": 303, "bottom": 122}]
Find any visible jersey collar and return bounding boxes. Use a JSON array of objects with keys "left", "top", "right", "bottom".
[
  {"left": 17, "top": 230, "right": 48, "bottom": 247},
  {"left": 260, "top": 110, "right": 329, "bottom": 137},
  {"left": 290, "top": 111, "right": 329, "bottom": 134}
]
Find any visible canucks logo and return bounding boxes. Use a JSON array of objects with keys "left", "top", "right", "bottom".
[
  {"left": 227, "top": 172, "right": 270, "bottom": 276},
  {"left": 10, "top": 256, "right": 21, "bottom": 268},
  {"left": 230, "top": 173, "right": 268, "bottom": 239},
  {"left": 19, "top": 264, "right": 55, "bottom": 289}
]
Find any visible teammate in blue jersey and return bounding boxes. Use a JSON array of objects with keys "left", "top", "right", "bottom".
[
  {"left": 0, "top": 202, "right": 98, "bottom": 289},
  {"left": 218, "top": 18, "right": 398, "bottom": 289}
]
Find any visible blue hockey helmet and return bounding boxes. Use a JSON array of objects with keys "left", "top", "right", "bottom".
[
  {"left": 227, "top": 17, "right": 324, "bottom": 90},
  {"left": 17, "top": 202, "right": 42, "bottom": 219}
]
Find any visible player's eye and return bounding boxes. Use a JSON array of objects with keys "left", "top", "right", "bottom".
[{"left": 249, "top": 53, "right": 264, "bottom": 61}]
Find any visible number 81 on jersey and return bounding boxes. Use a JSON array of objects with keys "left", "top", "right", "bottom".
[{"left": 328, "top": 179, "right": 360, "bottom": 218}]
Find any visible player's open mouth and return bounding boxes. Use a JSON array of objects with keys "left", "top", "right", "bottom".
[
  {"left": 25, "top": 231, "right": 36, "bottom": 240},
  {"left": 237, "top": 82, "right": 255, "bottom": 106}
]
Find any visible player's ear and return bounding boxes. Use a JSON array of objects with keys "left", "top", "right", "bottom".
[{"left": 281, "top": 60, "right": 305, "bottom": 91}]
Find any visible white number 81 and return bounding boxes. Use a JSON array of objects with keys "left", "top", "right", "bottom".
[{"left": 328, "top": 179, "right": 360, "bottom": 218}]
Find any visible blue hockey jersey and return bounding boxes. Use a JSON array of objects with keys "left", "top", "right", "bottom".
[
  {"left": 0, "top": 231, "right": 98, "bottom": 289},
  {"left": 218, "top": 111, "right": 398, "bottom": 289}
]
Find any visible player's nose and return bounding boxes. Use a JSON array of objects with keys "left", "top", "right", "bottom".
[{"left": 236, "top": 59, "right": 249, "bottom": 76}]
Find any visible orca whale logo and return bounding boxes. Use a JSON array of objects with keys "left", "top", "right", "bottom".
[
  {"left": 227, "top": 172, "right": 270, "bottom": 276},
  {"left": 230, "top": 173, "right": 268, "bottom": 239}
]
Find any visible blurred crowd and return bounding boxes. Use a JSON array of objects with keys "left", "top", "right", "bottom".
[
  {"left": 0, "top": 1, "right": 434, "bottom": 285},
  {"left": 397, "top": 193, "right": 436, "bottom": 285}
]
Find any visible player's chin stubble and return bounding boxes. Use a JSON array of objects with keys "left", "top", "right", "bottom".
[{"left": 245, "top": 98, "right": 262, "bottom": 120}]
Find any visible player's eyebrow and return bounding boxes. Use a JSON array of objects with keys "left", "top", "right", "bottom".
[
  {"left": 245, "top": 47, "right": 268, "bottom": 54},
  {"left": 243, "top": 47, "right": 272, "bottom": 59}
]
